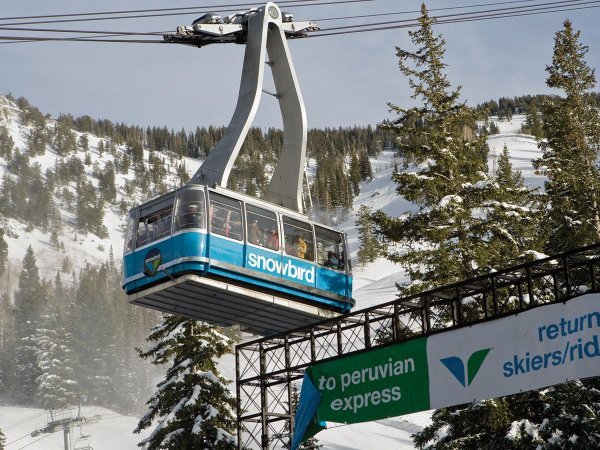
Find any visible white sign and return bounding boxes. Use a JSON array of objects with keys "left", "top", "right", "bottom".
[
  {"left": 427, "top": 293, "right": 600, "bottom": 409},
  {"left": 247, "top": 252, "right": 315, "bottom": 283}
]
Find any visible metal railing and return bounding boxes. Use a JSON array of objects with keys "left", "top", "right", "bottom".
[{"left": 235, "top": 242, "right": 600, "bottom": 449}]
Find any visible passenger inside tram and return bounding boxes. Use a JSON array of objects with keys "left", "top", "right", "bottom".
[
  {"left": 317, "top": 242, "right": 326, "bottom": 264},
  {"left": 248, "top": 219, "right": 262, "bottom": 245},
  {"left": 178, "top": 204, "right": 202, "bottom": 228},
  {"left": 315, "top": 233, "right": 345, "bottom": 270},
  {"left": 294, "top": 234, "right": 307, "bottom": 259},
  {"left": 137, "top": 207, "right": 173, "bottom": 247},
  {"left": 266, "top": 229, "right": 279, "bottom": 250}
]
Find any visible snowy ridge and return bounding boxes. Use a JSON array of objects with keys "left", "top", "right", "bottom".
[{"left": 0, "top": 93, "right": 201, "bottom": 291}]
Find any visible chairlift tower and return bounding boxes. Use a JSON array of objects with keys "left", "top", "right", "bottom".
[
  {"left": 164, "top": 2, "right": 318, "bottom": 213},
  {"left": 31, "top": 407, "right": 101, "bottom": 450}
]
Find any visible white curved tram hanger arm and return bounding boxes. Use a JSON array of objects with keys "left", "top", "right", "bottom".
[{"left": 167, "top": 2, "right": 313, "bottom": 214}]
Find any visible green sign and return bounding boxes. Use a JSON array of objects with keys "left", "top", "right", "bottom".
[
  {"left": 293, "top": 295, "right": 600, "bottom": 450},
  {"left": 307, "top": 336, "right": 429, "bottom": 424}
]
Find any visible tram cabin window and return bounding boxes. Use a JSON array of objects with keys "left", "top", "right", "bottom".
[
  {"left": 175, "top": 189, "right": 206, "bottom": 230},
  {"left": 124, "top": 210, "right": 137, "bottom": 252},
  {"left": 209, "top": 193, "right": 243, "bottom": 241},
  {"left": 283, "top": 216, "right": 314, "bottom": 261},
  {"left": 315, "top": 226, "right": 345, "bottom": 270},
  {"left": 246, "top": 204, "right": 279, "bottom": 250},
  {"left": 136, "top": 207, "right": 173, "bottom": 248}
]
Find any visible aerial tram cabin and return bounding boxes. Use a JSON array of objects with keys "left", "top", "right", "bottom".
[
  {"left": 122, "top": 186, "right": 354, "bottom": 334},
  {"left": 122, "top": 3, "right": 355, "bottom": 335}
]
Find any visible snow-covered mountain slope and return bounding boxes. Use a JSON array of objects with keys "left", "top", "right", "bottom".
[
  {"left": 0, "top": 94, "right": 201, "bottom": 291},
  {"left": 488, "top": 117, "right": 544, "bottom": 189},
  {"left": 0, "top": 97, "right": 543, "bottom": 449},
  {"left": 345, "top": 116, "right": 542, "bottom": 310}
]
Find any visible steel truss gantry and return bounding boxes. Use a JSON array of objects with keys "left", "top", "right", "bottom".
[{"left": 235, "top": 243, "right": 600, "bottom": 449}]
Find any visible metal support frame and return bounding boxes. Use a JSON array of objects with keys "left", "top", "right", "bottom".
[
  {"left": 31, "top": 408, "right": 101, "bottom": 450},
  {"left": 235, "top": 243, "right": 600, "bottom": 449},
  {"left": 165, "top": 3, "right": 315, "bottom": 213}
]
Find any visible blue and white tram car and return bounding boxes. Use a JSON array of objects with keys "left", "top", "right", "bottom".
[{"left": 122, "top": 185, "right": 355, "bottom": 334}]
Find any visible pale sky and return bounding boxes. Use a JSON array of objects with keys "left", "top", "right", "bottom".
[{"left": 1, "top": 0, "right": 599, "bottom": 131}]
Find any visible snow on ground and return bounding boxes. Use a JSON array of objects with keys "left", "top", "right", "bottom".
[
  {"left": 488, "top": 116, "right": 544, "bottom": 190},
  {"left": 0, "top": 96, "right": 203, "bottom": 292},
  {"left": 318, "top": 412, "right": 432, "bottom": 450},
  {"left": 0, "top": 405, "right": 149, "bottom": 450},
  {"left": 345, "top": 116, "right": 543, "bottom": 307}
]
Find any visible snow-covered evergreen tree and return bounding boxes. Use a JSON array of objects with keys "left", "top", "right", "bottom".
[
  {"left": 356, "top": 205, "right": 384, "bottom": 267},
  {"left": 34, "top": 326, "right": 79, "bottom": 409},
  {"left": 358, "top": 150, "right": 373, "bottom": 182},
  {"left": 534, "top": 19, "right": 600, "bottom": 253},
  {"left": 514, "top": 380, "right": 600, "bottom": 448},
  {"left": 134, "top": 316, "right": 236, "bottom": 450},
  {"left": 13, "top": 246, "right": 45, "bottom": 404},
  {"left": 414, "top": 382, "right": 600, "bottom": 449},
  {"left": 0, "top": 292, "right": 12, "bottom": 396},
  {"left": 481, "top": 145, "right": 545, "bottom": 269},
  {"left": 371, "top": 4, "right": 492, "bottom": 295}
]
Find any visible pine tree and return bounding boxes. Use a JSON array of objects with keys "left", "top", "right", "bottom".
[
  {"left": 0, "top": 125, "right": 14, "bottom": 159},
  {"left": 522, "top": 380, "right": 600, "bottom": 448},
  {"left": 480, "top": 145, "right": 545, "bottom": 269},
  {"left": 68, "top": 264, "right": 119, "bottom": 407},
  {"left": 349, "top": 153, "right": 361, "bottom": 196},
  {"left": 0, "top": 292, "right": 14, "bottom": 397},
  {"left": 135, "top": 316, "right": 236, "bottom": 450},
  {"left": 523, "top": 101, "right": 544, "bottom": 138},
  {"left": 79, "top": 134, "right": 89, "bottom": 152},
  {"left": 35, "top": 326, "right": 79, "bottom": 409},
  {"left": 534, "top": 19, "right": 600, "bottom": 253},
  {"left": 413, "top": 381, "right": 600, "bottom": 449},
  {"left": 413, "top": 390, "right": 554, "bottom": 449},
  {"left": 98, "top": 162, "right": 117, "bottom": 204},
  {"left": 108, "top": 266, "right": 159, "bottom": 415},
  {"left": 13, "top": 246, "right": 45, "bottom": 404},
  {"left": 356, "top": 205, "right": 384, "bottom": 267},
  {"left": 0, "top": 229, "right": 7, "bottom": 274},
  {"left": 97, "top": 139, "right": 105, "bottom": 157},
  {"left": 51, "top": 118, "right": 77, "bottom": 156},
  {"left": 358, "top": 150, "right": 373, "bottom": 181},
  {"left": 50, "top": 229, "right": 60, "bottom": 249},
  {"left": 371, "top": 4, "right": 491, "bottom": 295},
  {"left": 176, "top": 161, "right": 190, "bottom": 186},
  {"left": 75, "top": 179, "right": 107, "bottom": 237},
  {"left": 25, "top": 125, "right": 47, "bottom": 156}
]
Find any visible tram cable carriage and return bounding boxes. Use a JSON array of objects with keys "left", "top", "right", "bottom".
[
  {"left": 122, "top": 186, "right": 354, "bottom": 334},
  {"left": 122, "top": 3, "right": 354, "bottom": 335}
]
